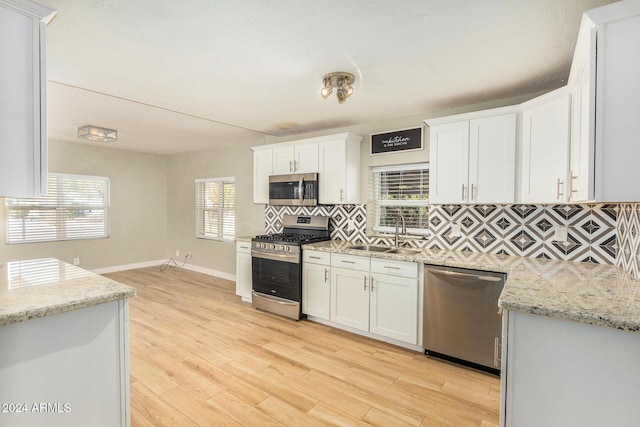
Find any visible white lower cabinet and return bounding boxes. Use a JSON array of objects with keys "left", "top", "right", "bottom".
[
  {"left": 327, "top": 253, "right": 419, "bottom": 345},
  {"left": 302, "top": 250, "right": 331, "bottom": 320},
  {"left": 235, "top": 241, "right": 252, "bottom": 302}
]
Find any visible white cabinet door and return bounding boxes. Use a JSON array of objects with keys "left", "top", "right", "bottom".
[
  {"left": 293, "top": 141, "right": 318, "bottom": 173},
  {"left": 370, "top": 273, "right": 418, "bottom": 344},
  {"left": 521, "top": 94, "right": 571, "bottom": 203},
  {"left": 569, "top": 41, "right": 596, "bottom": 202},
  {"left": 302, "top": 262, "right": 330, "bottom": 319},
  {"left": 428, "top": 121, "right": 470, "bottom": 204},
  {"left": 330, "top": 267, "right": 369, "bottom": 331},
  {"left": 253, "top": 148, "right": 272, "bottom": 204},
  {"left": 235, "top": 242, "right": 252, "bottom": 302},
  {"left": 318, "top": 138, "right": 347, "bottom": 204},
  {"left": 469, "top": 114, "right": 516, "bottom": 204},
  {"left": 0, "top": 2, "right": 54, "bottom": 198},
  {"left": 272, "top": 146, "right": 295, "bottom": 175}
]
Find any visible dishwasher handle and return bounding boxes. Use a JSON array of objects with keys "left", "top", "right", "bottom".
[{"left": 427, "top": 268, "right": 503, "bottom": 283}]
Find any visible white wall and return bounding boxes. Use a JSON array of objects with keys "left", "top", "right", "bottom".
[
  {"left": 0, "top": 140, "right": 168, "bottom": 270},
  {"left": 166, "top": 142, "right": 265, "bottom": 277}
]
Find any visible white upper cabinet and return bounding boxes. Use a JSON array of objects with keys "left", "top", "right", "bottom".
[
  {"left": 318, "top": 133, "right": 362, "bottom": 204},
  {"left": 272, "top": 140, "right": 318, "bottom": 175},
  {"left": 520, "top": 91, "right": 571, "bottom": 203},
  {"left": 252, "top": 148, "right": 272, "bottom": 204},
  {"left": 0, "top": 0, "right": 56, "bottom": 198},
  {"left": 426, "top": 109, "right": 516, "bottom": 204},
  {"left": 567, "top": 1, "right": 640, "bottom": 202}
]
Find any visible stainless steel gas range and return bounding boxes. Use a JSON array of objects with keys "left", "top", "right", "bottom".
[{"left": 251, "top": 215, "right": 330, "bottom": 320}]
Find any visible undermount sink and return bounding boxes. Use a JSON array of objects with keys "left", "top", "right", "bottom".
[
  {"left": 385, "top": 248, "right": 421, "bottom": 255},
  {"left": 348, "top": 244, "right": 390, "bottom": 252}
]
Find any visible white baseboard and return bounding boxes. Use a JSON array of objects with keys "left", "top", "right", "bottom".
[
  {"left": 182, "top": 264, "right": 235, "bottom": 282},
  {"left": 92, "top": 260, "right": 166, "bottom": 275},
  {"left": 92, "top": 260, "right": 236, "bottom": 282}
]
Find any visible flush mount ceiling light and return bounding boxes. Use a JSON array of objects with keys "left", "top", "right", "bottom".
[
  {"left": 77, "top": 125, "right": 117, "bottom": 143},
  {"left": 320, "top": 72, "right": 355, "bottom": 104}
]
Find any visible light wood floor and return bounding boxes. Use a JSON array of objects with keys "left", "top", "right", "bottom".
[{"left": 104, "top": 267, "right": 500, "bottom": 427}]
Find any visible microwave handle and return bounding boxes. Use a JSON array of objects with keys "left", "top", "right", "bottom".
[{"left": 298, "top": 176, "right": 304, "bottom": 203}]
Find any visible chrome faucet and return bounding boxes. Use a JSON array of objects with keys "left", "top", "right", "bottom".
[{"left": 394, "top": 213, "right": 406, "bottom": 248}]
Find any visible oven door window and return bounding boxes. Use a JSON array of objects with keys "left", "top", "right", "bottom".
[{"left": 252, "top": 257, "right": 301, "bottom": 301}]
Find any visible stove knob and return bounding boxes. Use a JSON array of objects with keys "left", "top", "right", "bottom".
[
  {"left": 270, "top": 244, "right": 276, "bottom": 250},
  {"left": 261, "top": 243, "right": 267, "bottom": 249},
  {"left": 285, "top": 246, "right": 291, "bottom": 252}
]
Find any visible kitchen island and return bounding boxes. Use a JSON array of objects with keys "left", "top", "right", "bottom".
[
  {"left": 0, "top": 258, "right": 136, "bottom": 427},
  {"left": 303, "top": 240, "right": 640, "bottom": 427}
]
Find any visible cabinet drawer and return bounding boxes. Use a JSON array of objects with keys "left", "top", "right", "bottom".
[
  {"left": 236, "top": 241, "right": 251, "bottom": 253},
  {"left": 331, "top": 253, "right": 370, "bottom": 271},
  {"left": 303, "top": 250, "right": 330, "bottom": 265},
  {"left": 370, "top": 258, "right": 418, "bottom": 279}
]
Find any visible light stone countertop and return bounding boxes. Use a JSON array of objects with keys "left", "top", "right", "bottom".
[
  {"left": 303, "top": 240, "right": 640, "bottom": 333},
  {"left": 0, "top": 258, "right": 136, "bottom": 327},
  {"left": 235, "top": 236, "right": 253, "bottom": 243}
]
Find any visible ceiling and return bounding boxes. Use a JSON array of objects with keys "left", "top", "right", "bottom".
[{"left": 41, "top": 0, "right": 618, "bottom": 155}]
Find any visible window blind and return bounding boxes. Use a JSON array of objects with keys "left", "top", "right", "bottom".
[
  {"left": 5, "top": 174, "right": 110, "bottom": 244},
  {"left": 368, "top": 163, "right": 429, "bottom": 235},
  {"left": 195, "top": 177, "right": 236, "bottom": 241}
]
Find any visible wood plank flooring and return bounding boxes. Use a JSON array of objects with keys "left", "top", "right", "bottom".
[{"left": 104, "top": 267, "right": 500, "bottom": 426}]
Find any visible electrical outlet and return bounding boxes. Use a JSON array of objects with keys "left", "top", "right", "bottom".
[
  {"left": 450, "top": 223, "right": 462, "bottom": 238},
  {"left": 554, "top": 226, "right": 568, "bottom": 243},
  {"left": 175, "top": 250, "right": 180, "bottom": 257},
  {"left": 73, "top": 257, "right": 80, "bottom": 266},
  {"left": 346, "top": 219, "right": 355, "bottom": 231}
]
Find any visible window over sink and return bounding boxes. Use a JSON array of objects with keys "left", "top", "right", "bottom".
[{"left": 368, "top": 163, "right": 429, "bottom": 236}]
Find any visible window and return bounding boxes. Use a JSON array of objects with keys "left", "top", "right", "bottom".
[
  {"left": 369, "top": 163, "right": 429, "bottom": 235},
  {"left": 195, "top": 177, "right": 235, "bottom": 241},
  {"left": 6, "top": 174, "right": 110, "bottom": 244}
]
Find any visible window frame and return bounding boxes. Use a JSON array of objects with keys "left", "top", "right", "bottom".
[
  {"left": 5, "top": 173, "right": 110, "bottom": 244},
  {"left": 195, "top": 176, "right": 236, "bottom": 242},
  {"left": 369, "top": 163, "right": 429, "bottom": 236}
]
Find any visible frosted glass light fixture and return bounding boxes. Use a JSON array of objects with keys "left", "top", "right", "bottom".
[
  {"left": 77, "top": 125, "right": 117, "bottom": 142},
  {"left": 320, "top": 72, "right": 355, "bottom": 104}
]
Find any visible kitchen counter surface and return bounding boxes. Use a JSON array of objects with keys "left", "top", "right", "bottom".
[
  {"left": 0, "top": 258, "right": 136, "bottom": 327},
  {"left": 303, "top": 240, "right": 640, "bottom": 333},
  {"left": 235, "top": 236, "right": 253, "bottom": 243}
]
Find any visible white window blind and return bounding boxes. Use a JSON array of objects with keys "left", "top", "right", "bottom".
[
  {"left": 368, "top": 163, "right": 429, "bottom": 235},
  {"left": 5, "top": 174, "right": 110, "bottom": 244},
  {"left": 195, "top": 177, "right": 235, "bottom": 241}
]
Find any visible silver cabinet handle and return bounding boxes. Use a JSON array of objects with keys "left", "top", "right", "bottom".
[
  {"left": 294, "top": 160, "right": 298, "bottom": 171},
  {"left": 309, "top": 256, "right": 321, "bottom": 259},
  {"left": 371, "top": 277, "right": 375, "bottom": 291},
  {"left": 341, "top": 260, "right": 355, "bottom": 264},
  {"left": 461, "top": 184, "right": 466, "bottom": 201},
  {"left": 383, "top": 266, "right": 400, "bottom": 270},
  {"left": 471, "top": 183, "right": 475, "bottom": 201},
  {"left": 324, "top": 268, "right": 329, "bottom": 283},
  {"left": 340, "top": 188, "right": 344, "bottom": 202},
  {"left": 569, "top": 171, "right": 578, "bottom": 196},
  {"left": 556, "top": 178, "right": 563, "bottom": 200},
  {"left": 494, "top": 337, "right": 501, "bottom": 368},
  {"left": 363, "top": 276, "right": 368, "bottom": 291},
  {"left": 289, "top": 160, "right": 293, "bottom": 172},
  {"left": 428, "top": 268, "right": 503, "bottom": 282}
]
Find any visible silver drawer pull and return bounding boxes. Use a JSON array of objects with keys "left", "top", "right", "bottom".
[
  {"left": 341, "top": 260, "right": 355, "bottom": 264},
  {"left": 309, "top": 256, "right": 321, "bottom": 259},
  {"left": 384, "top": 266, "right": 400, "bottom": 270}
]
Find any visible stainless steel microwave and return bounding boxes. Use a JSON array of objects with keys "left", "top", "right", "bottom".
[{"left": 268, "top": 173, "right": 318, "bottom": 206}]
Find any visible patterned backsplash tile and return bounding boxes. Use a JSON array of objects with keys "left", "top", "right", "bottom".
[{"left": 264, "top": 202, "right": 640, "bottom": 278}]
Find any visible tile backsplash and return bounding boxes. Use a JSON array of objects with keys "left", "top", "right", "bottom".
[{"left": 265, "top": 203, "right": 640, "bottom": 279}]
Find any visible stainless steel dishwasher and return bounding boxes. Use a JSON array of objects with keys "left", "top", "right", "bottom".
[{"left": 423, "top": 264, "right": 505, "bottom": 374}]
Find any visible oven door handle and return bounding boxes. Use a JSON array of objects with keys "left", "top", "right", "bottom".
[
  {"left": 252, "top": 250, "right": 299, "bottom": 263},
  {"left": 298, "top": 176, "right": 304, "bottom": 204}
]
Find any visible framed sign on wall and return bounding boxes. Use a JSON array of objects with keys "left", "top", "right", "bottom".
[{"left": 370, "top": 127, "right": 423, "bottom": 155}]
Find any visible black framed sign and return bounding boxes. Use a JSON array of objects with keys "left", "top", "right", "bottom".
[{"left": 370, "top": 127, "right": 423, "bottom": 155}]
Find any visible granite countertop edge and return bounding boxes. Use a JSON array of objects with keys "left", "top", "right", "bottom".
[
  {"left": 301, "top": 240, "right": 640, "bottom": 333},
  {"left": 0, "top": 287, "right": 136, "bottom": 327}
]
